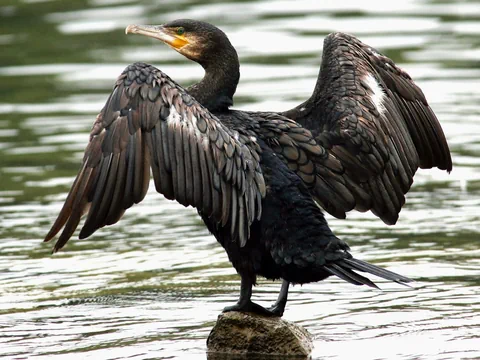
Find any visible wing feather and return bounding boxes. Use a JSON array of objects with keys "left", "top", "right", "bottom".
[
  {"left": 183, "top": 126, "right": 195, "bottom": 204},
  {"left": 281, "top": 32, "right": 452, "bottom": 224},
  {"left": 45, "top": 62, "right": 264, "bottom": 251}
]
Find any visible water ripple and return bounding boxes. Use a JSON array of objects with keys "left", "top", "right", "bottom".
[{"left": 0, "top": 0, "right": 479, "bottom": 359}]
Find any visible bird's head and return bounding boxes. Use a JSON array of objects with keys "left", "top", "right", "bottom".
[{"left": 125, "top": 19, "right": 235, "bottom": 69}]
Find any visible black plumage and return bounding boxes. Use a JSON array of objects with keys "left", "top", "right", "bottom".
[{"left": 44, "top": 19, "right": 452, "bottom": 316}]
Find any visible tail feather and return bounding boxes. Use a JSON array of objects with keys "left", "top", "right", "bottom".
[
  {"left": 326, "top": 257, "right": 412, "bottom": 287},
  {"left": 325, "top": 263, "right": 379, "bottom": 288},
  {"left": 342, "top": 258, "right": 412, "bottom": 284}
]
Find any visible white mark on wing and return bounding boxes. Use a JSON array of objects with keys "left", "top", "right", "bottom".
[
  {"left": 300, "top": 107, "right": 306, "bottom": 112},
  {"left": 190, "top": 114, "right": 204, "bottom": 138},
  {"left": 249, "top": 136, "right": 257, "bottom": 142},
  {"left": 364, "top": 73, "right": 386, "bottom": 115},
  {"left": 369, "top": 47, "right": 381, "bottom": 58},
  {"left": 202, "top": 135, "right": 209, "bottom": 147},
  {"left": 167, "top": 105, "right": 182, "bottom": 125}
]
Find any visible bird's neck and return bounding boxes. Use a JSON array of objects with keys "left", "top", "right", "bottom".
[{"left": 187, "top": 54, "right": 240, "bottom": 112}]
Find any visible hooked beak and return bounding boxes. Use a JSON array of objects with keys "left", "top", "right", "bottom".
[{"left": 125, "top": 24, "right": 189, "bottom": 49}]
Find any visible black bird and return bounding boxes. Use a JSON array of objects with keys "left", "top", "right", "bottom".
[{"left": 44, "top": 19, "right": 452, "bottom": 316}]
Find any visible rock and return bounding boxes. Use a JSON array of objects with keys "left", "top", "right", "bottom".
[{"left": 207, "top": 311, "right": 313, "bottom": 357}]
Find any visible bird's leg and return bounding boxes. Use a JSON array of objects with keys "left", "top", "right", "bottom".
[
  {"left": 266, "top": 279, "right": 290, "bottom": 316},
  {"left": 223, "top": 274, "right": 280, "bottom": 316}
]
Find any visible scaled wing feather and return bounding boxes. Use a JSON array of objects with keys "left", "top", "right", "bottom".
[{"left": 45, "top": 63, "right": 264, "bottom": 252}]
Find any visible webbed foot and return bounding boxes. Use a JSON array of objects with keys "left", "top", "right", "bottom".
[
  {"left": 223, "top": 300, "right": 280, "bottom": 317},
  {"left": 266, "top": 303, "right": 285, "bottom": 317}
]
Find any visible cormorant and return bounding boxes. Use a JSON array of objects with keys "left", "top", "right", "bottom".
[{"left": 44, "top": 19, "right": 452, "bottom": 316}]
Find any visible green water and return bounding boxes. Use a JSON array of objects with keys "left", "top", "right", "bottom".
[{"left": 0, "top": 0, "right": 479, "bottom": 359}]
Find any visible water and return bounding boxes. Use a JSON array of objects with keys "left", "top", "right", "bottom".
[{"left": 1, "top": 0, "right": 479, "bottom": 359}]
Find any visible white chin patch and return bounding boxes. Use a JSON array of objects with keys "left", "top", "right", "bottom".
[{"left": 364, "top": 73, "right": 386, "bottom": 115}]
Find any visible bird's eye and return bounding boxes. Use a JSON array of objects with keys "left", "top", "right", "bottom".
[{"left": 176, "top": 27, "right": 185, "bottom": 36}]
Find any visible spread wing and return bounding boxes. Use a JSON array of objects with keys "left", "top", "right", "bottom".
[
  {"left": 282, "top": 32, "right": 452, "bottom": 224},
  {"left": 45, "top": 62, "right": 265, "bottom": 252}
]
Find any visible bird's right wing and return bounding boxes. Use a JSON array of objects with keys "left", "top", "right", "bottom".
[{"left": 44, "top": 62, "right": 265, "bottom": 252}]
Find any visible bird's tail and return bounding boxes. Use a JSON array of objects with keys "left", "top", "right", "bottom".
[{"left": 324, "top": 258, "right": 412, "bottom": 289}]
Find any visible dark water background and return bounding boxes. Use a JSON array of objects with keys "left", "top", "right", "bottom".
[{"left": 0, "top": 0, "right": 479, "bottom": 359}]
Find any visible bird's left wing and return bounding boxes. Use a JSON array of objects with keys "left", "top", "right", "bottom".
[
  {"left": 282, "top": 32, "right": 452, "bottom": 224},
  {"left": 44, "top": 63, "right": 265, "bottom": 252}
]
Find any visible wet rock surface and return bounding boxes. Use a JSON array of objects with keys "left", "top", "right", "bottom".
[{"left": 207, "top": 311, "right": 313, "bottom": 357}]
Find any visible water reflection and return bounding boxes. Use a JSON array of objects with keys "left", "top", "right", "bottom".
[{"left": 0, "top": 0, "right": 479, "bottom": 359}]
